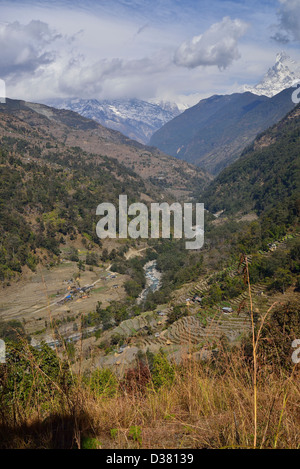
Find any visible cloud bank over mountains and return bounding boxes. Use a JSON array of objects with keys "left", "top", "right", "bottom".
[
  {"left": 174, "top": 17, "right": 248, "bottom": 70},
  {"left": 0, "top": 0, "right": 300, "bottom": 106},
  {"left": 0, "top": 13, "right": 248, "bottom": 102}
]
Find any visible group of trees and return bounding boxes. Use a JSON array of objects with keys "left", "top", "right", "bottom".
[
  {"left": 82, "top": 300, "right": 140, "bottom": 333},
  {"left": 249, "top": 239, "right": 300, "bottom": 294}
]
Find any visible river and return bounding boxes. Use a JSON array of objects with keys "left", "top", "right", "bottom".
[{"left": 137, "top": 260, "right": 162, "bottom": 304}]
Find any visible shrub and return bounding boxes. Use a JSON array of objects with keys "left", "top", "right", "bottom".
[
  {"left": 151, "top": 351, "right": 175, "bottom": 390},
  {"left": 88, "top": 369, "right": 118, "bottom": 397}
]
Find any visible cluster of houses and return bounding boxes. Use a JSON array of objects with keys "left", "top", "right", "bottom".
[
  {"left": 186, "top": 295, "right": 203, "bottom": 306},
  {"left": 184, "top": 294, "right": 234, "bottom": 315},
  {"left": 58, "top": 283, "right": 94, "bottom": 305},
  {"left": 106, "top": 273, "right": 117, "bottom": 280}
]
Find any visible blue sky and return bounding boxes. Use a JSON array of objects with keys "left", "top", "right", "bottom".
[{"left": 1, "top": 0, "right": 300, "bottom": 106}]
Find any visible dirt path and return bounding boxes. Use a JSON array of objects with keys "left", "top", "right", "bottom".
[{"left": 124, "top": 247, "right": 147, "bottom": 260}]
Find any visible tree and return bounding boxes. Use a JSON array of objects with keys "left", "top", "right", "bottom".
[
  {"left": 86, "top": 252, "right": 99, "bottom": 266},
  {"left": 77, "top": 260, "right": 85, "bottom": 272},
  {"left": 167, "top": 305, "right": 188, "bottom": 324},
  {"left": 151, "top": 351, "right": 175, "bottom": 390},
  {"left": 268, "top": 268, "right": 293, "bottom": 294},
  {"left": 68, "top": 247, "right": 79, "bottom": 262}
]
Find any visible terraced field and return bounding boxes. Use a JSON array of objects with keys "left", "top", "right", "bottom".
[
  {"left": 79, "top": 232, "right": 299, "bottom": 373},
  {"left": 103, "top": 307, "right": 252, "bottom": 350},
  {"left": 163, "top": 313, "right": 251, "bottom": 345},
  {"left": 173, "top": 232, "right": 300, "bottom": 308},
  {"left": 109, "top": 312, "right": 159, "bottom": 339},
  {"left": 173, "top": 256, "right": 253, "bottom": 306}
]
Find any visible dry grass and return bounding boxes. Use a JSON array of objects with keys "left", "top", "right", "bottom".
[
  {"left": 84, "top": 354, "right": 299, "bottom": 449},
  {"left": 0, "top": 341, "right": 299, "bottom": 449}
]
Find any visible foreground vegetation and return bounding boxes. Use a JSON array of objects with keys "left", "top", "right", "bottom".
[{"left": 0, "top": 298, "right": 299, "bottom": 449}]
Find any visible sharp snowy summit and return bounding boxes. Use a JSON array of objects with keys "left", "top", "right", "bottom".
[
  {"left": 43, "top": 98, "right": 181, "bottom": 144},
  {"left": 244, "top": 52, "right": 300, "bottom": 98}
]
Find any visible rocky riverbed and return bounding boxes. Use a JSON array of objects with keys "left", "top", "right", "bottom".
[{"left": 137, "top": 260, "right": 162, "bottom": 304}]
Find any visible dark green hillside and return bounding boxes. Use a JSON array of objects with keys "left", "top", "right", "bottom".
[
  {"left": 202, "top": 103, "right": 300, "bottom": 218},
  {"left": 150, "top": 88, "right": 296, "bottom": 175}
]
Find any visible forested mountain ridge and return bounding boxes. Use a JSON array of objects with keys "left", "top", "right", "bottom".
[
  {"left": 0, "top": 135, "right": 145, "bottom": 282},
  {"left": 201, "top": 103, "right": 300, "bottom": 220},
  {"left": 150, "top": 88, "right": 296, "bottom": 175}
]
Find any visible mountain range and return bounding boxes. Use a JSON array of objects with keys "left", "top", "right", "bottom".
[
  {"left": 43, "top": 98, "right": 181, "bottom": 145},
  {"left": 0, "top": 98, "right": 208, "bottom": 197},
  {"left": 41, "top": 52, "right": 300, "bottom": 178}
]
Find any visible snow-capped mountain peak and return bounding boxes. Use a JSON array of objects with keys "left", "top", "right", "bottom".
[
  {"left": 244, "top": 51, "right": 300, "bottom": 97},
  {"left": 42, "top": 98, "right": 181, "bottom": 144}
]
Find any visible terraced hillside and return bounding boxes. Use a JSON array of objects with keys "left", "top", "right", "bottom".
[
  {"left": 173, "top": 232, "right": 300, "bottom": 306},
  {"left": 163, "top": 313, "right": 251, "bottom": 345}
]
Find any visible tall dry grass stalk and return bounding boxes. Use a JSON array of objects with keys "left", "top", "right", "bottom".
[{"left": 243, "top": 255, "right": 281, "bottom": 449}]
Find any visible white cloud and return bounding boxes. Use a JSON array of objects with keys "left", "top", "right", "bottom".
[
  {"left": 273, "top": 0, "right": 300, "bottom": 43},
  {"left": 174, "top": 17, "right": 249, "bottom": 70},
  {"left": 54, "top": 50, "right": 172, "bottom": 99},
  {"left": 0, "top": 20, "right": 61, "bottom": 77}
]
